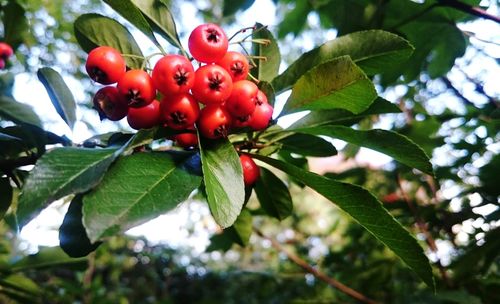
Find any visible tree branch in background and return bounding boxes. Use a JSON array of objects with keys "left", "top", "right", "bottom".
[
  {"left": 396, "top": 175, "right": 451, "bottom": 287},
  {"left": 438, "top": 0, "right": 500, "bottom": 24},
  {"left": 254, "top": 228, "right": 379, "bottom": 304},
  {"left": 441, "top": 77, "right": 475, "bottom": 106},
  {"left": 456, "top": 67, "right": 499, "bottom": 109},
  {"left": 83, "top": 252, "right": 96, "bottom": 304}
]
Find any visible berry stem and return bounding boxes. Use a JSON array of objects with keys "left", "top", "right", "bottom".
[
  {"left": 228, "top": 25, "right": 257, "bottom": 41},
  {"left": 230, "top": 38, "right": 271, "bottom": 45}
]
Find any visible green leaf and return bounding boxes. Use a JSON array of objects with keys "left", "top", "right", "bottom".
[
  {"left": 282, "top": 56, "right": 377, "bottom": 115},
  {"left": 223, "top": 0, "right": 255, "bottom": 16},
  {"left": 251, "top": 23, "right": 281, "bottom": 83},
  {"left": 2, "top": 1, "right": 28, "bottom": 49},
  {"left": 59, "top": 195, "right": 101, "bottom": 258},
  {"left": 103, "top": 0, "right": 165, "bottom": 52},
  {"left": 250, "top": 154, "right": 434, "bottom": 289},
  {"left": 0, "top": 96, "right": 42, "bottom": 128},
  {"left": 255, "top": 167, "right": 293, "bottom": 220},
  {"left": 258, "top": 81, "right": 276, "bottom": 107},
  {"left": 131, "top": 0, "right": 182, "bottom": 50},
  {"left": 279, "top": 133, "right": 337, "bottom": 157},
  {"left": 0, "top": 274, "right": 41, "bottom": 296},
  {"left": 17, "top": 147, "right": 120, "bottom": 228},
  {"left": 37, "top": 67, "right": 77, "bottom": 129},
  {"left": 200, "top": 137, "right": 245, "bottom": 228},
  {"left": 226, "top": 208, "right": 252, "bottom": 246},
  {"left": 83, "top": 152, "right": 202, "bottom": 242},
  {"left": 272, "top": 30, "right": 414, "bottom": 93},
  {"left": 277, "top": 0, "right": 311, "bottom": 39},
  {"left": 206, "top": 232, "right": 234, "bottom": 252},
  {"left": 0, "top": 177, "right": 13, "bottom": 220},
  {"left": 9, "top": 247, "right": 87, "bottom": 272},
  {"left": 288, "top": 97, "right": 401, "bottom": 129},
  {"left": 293, "top": 125, "right": 433, "bottom": 175},
  {"left": 74, "top": 13, "right": 144, "bottom": 68}
]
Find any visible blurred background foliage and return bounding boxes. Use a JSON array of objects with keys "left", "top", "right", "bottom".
[{"left": 0, "top": 0, "right": 499, "bottom": 303}]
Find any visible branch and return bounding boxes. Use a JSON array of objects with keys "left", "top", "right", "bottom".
[
  {"left": 456, "top": 67, "right": 499, "bottom": 109},
  {"left": 437, "top": 0, "right": 500, "bottom": 23},
  {"left": 441, "top": 77, "right": 475, "bottom": 106},
  {"left": 254, "top": 228, "right": 379, "bottom": 304}
]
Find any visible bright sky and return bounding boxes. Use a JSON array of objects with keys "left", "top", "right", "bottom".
[{"left": 13, "top": 0, "right": 500, "bottom": 260}]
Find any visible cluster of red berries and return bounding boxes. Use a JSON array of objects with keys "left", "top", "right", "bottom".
[
  {"left": 0, "top": 42, "right": 14, "bottom": 69},
  {"left": 86, "top": 23, "right": 274, "bottom": 152}
]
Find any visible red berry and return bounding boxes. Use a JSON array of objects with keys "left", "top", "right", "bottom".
[
  {"left": 188, "top": 23, "right": 228, "bottom": 63},
  {"left": 174, "top": 131, "right": 199, "bottom": 148},
  {"left": 226, "top": 80, "right": 258, "bottom": 117},
  {"left": 127, "top": 99, "right": 161, "bottom": 130},
  {"left": 248, "top": 102, "right": 273, "bottom": 131},
  {"left": 197, "top": 105, "right": 232, "bottom": 139},
  {"left": 0, "top": 42, "right": 13, "bottom": 60},
  {"left": 232, "top": 115, "right": 250, "bottom": 129},
  {"left": 239, "top": 154, "right": 260, "bottom": 186},
  {"left": 160, "top": 93, "right": 200, "bottom": 130},
  {"left": 255, "top": 89, "right": 268, "bottom": 105},
  {"left": 0, "top": 59, "right": 5, "bottom": 70},
  {"left": 117, "top": 69, "right": 156, "bottom": 108},
  {"left": 85, "top": 46, "right": 126, "bottom": 85},
  {"left": 216, "top": 51, "right": 249, "bottom": 81},
  {"left": 152, "top": 54, "right": 194, "bottom": 95},
  {"left": 93, "top": 86, "right": 128, "bottom": 121},
  {"left": 191, "top": 64, "right": 233, "bottom": 105}
]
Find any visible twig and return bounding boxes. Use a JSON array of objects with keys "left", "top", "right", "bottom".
[
  {"left": 437, "top": 0, "right": 500, "bottom": 24},
  {"left": 441, "top": 77, "right": 475, "bottom": 106},
  {"left": 456, "top": 67, "right": 499, "bottom": 109},
  {"left": 83, "top": 252, "right": 96, "bottom": 304},
  {"left": 254, "top": 228, "right": 379, "bottom": 304},
  {"left": 396, "top": 175, "right": 451, "bottom": 287}
]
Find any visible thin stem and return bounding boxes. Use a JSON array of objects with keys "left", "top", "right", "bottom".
[
  {"left": 83, "top": 252, "right": 96, "bottom": 304},
  {"left": 228, "top": 26, "right": 257, "bottom": 41},
  {"left": 239, "top": 42, "right": 258, "bottom": 69},
  {"left": 120, "top": 53, "right": 146, "bottom": 60},
  {"left": 254, "top": 228, "right": 379, "bottom": 304},
  {"left": 397, "top": 174, "right": 451, "bottom": 287},
  {"left": 230, "top": 38, "right": 270, "bottom": 45},
  {"left": 441, "top": 76, "right": 475, "bottom": 106},
  {"left": 437, "top": 0, "right": 500, "bottom": 23},
  {"left": 462, "top": 30, "right": 500, "bottom": 46}
]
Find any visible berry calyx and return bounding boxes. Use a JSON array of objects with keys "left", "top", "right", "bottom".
[
  {"left": 188, "top": 23, "right": 228, "bottom": 63},
  {"left": 197, "top": 105, "right": 232, "bottom": 139},
  {"left": 191, "top": 64, "right": 233, "bottom": 105},
  {"left": 117, "top": 69, "right": 156, "bottom": 108},
  {"left": 85, "top": 46, "right": 126, "bottom": 85},
  {"left": 152, "top": 54, "right": 194, "bottom": 95},
  {"left": 239, "top": 154, "right": 260, "bottom": 186},
  {"left": 93, "top": 86, "right": 128, "bottom": 121},
  {"left": 216, "top": 51, "right": 250, "bottom": 82},
  {"left": 160, "top": 93, "right": 200, "bottom": 130}
]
